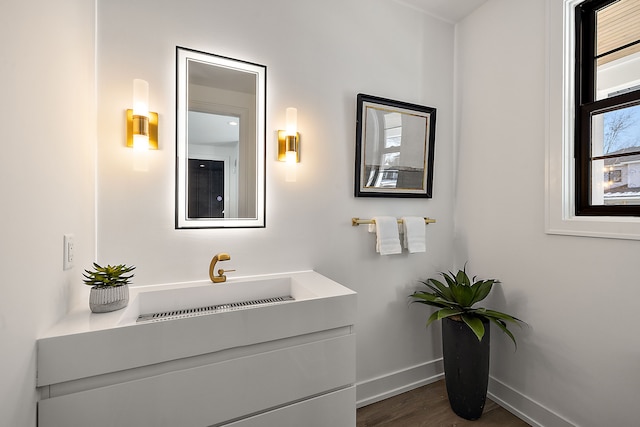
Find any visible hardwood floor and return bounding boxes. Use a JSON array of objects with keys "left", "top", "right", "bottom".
[{"left": 356, "top": 380, "right": 530, "bottom": 427}]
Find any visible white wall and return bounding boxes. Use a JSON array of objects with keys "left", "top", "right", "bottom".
[
  {"left": 456, "top": 1, "right": 640, "bottom": 426},
  {"left": 97, "top": 0, "right": 455, "bottom": 403},
  {"left": 0, "top": 1, "right": 96, "bottom": 426}
]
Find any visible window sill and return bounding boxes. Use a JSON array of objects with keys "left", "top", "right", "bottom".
[{"left": 546, "top": 214, "right": 640, "bottom": 240}]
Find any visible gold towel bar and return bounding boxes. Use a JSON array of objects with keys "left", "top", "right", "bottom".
[{"left": 351, "top": 217, "right": 436, "bottom": 226}]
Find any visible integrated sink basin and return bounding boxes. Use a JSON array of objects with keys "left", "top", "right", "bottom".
[
  {"left": 121, "top": 275, "right": 317, "bottom": 324},
  {"left": 37, "top": 270, "right": 356, "bottom": 383}
]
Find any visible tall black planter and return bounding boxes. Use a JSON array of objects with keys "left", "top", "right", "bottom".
[{"left": 442, "top": 316, "right": 490, "bottom": 420}]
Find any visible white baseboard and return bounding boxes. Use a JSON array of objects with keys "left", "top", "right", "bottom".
[
  {"left": 488, "top": 377, "right": 577, "bottom": 427},
  {"left": 356, "top": 362, "right": 577, "bottom": 427},
  {"left": 355, "top": 358, "right": 444, "bottom": 408}
]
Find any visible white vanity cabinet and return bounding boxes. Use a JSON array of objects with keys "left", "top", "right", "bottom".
[{"left": 37, "top": 271, "right": 356, "bottom": 427}]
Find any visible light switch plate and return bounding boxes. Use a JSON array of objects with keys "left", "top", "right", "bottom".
[{"left": 63, "top": 234, "right": 74, "bottom": 270}]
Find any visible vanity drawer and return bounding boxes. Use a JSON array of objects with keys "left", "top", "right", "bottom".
[
  {"left": 222, "top": 386, "right": 356, "bottom": 427},
  {"left": 38, "top": 333, "right": 355, "bottom": 427}
]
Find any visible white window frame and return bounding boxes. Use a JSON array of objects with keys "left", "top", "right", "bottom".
[{"left": 545, "top": 0, "right": 640, "bottom": 240}]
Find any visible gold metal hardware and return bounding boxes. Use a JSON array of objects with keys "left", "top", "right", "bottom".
[
  {"left": 351, "top": 217, "right": 436, "bottom": 226},
  {"left": 126, "top": 109, "right": 159, "bottom": 149},
  {"left": 209, "top": 252, "right": 232, "bottom": 283},
  {"left": 132, "top": 114, "right": 149, "bottom": 136},
  {"left": 277, "top": 130, "right": 300, "bottom": 162}
]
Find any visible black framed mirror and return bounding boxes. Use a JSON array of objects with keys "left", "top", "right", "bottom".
[{"left": 355, "top": 94, "right": 436, "bottom": 198}]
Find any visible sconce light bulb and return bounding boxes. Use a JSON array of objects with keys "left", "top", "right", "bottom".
[
  {"left": 285, "top": 107, "right": 297, "bottom": 136},
  {"left": 285, "top": 151, "right": 297, "bottom": 183},
  {"left": 133, "top": 134, "right": 150, "bottom": 151},
  {"left": 133, "top": 134, "right": 150, "bottom": 172},
  {"left": 133, "top": 79, "right": 149, "bottom": 117},
  {"left": 285, "top": 150, "right": 297, "bottom": 164}
]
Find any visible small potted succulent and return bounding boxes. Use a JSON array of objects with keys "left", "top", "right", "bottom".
[
  {"left": 410, "top": 267, "right": 524, "bottom": 420},
  {"left": 83, "top": 263, "right": 135, "bottom": 313}
]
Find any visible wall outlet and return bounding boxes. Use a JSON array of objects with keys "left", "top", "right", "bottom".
[{"left": 63, "top": 234, "right": 74, "bottom": 270}]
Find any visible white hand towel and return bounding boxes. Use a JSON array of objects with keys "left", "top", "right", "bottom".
[
  {"left": 369, "top": 216, "right": 402, "bottom": 255},
  {"left": 401, "top": 216, "right": 426, "bottom": 253}
]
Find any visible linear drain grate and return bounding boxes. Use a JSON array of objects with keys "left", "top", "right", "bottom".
[{"left": 136, "top": 295, "right": 295, "bottom": 323}]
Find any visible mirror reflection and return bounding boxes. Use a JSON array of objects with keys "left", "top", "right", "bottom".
[
  {"left": 176, "top": 47, "right": 266, "bottom": 228},
  {"left": 188, "top": 112, "right": 239, "bottom": 218},
  {"left": 363, "top": 109, "right": 427, "bottom": 190}
]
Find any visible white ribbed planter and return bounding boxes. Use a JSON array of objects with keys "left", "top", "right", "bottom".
[{"left": 89, "top": 285, "right": 129, "bottom": 313}]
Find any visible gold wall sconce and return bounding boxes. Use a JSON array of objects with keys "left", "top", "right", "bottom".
[
  {"left": 126, "top": 79, "right": 158, "bottom": 150},
  {"left": 278, "top": 107, "right": 300, "bottom": 182}
]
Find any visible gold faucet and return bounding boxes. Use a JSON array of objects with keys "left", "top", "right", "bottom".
[{"left": 209, "top": 252, "right": 235, "bottom": 283}]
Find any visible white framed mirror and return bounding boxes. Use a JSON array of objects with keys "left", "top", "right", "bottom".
[{"left": 176, "top": 47, "right": 266, "bottom": 228}]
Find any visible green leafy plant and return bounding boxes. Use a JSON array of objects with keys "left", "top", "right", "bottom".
[
  {"left": 410, "top": 267, "right": 524, "bottom": 348},
  {"left": 83, "top": 263, "right": 135, "bottom": 288}
]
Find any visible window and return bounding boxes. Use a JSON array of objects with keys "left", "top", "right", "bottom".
[{"left": 575, "top": 0, "right": 640, "bottom": 215}]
